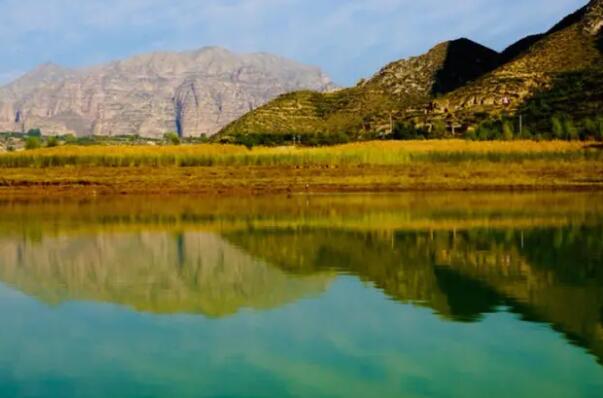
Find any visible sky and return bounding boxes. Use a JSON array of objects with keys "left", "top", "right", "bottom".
[{"left": 0, "top": 0, "right": 588, "bottom": 86}]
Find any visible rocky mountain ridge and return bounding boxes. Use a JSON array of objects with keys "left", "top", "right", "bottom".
[{"left": 0, "top": 47, "right": 335, "bottom": 137}]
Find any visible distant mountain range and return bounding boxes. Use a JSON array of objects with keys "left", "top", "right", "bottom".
[
  {"left": 0, "top": 48, "right": 335, "bottom": 137},
  {"left": 219, "top": 0, "right": 603, "bottom": 140}
]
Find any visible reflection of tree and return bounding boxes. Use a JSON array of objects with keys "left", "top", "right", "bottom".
[
  {"left": 0, "top": 232, "right": 333, "bottom": 317},
  {"left": 226, "top": 226, "right": 603, "bottom": 363}
]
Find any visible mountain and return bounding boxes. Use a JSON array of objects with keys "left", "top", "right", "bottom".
[
  {"left": 218, "top": 0, "right": 603, "bottom": 140},
  {"left": 0, "top": 47, "right": 335, "bottom": 137},
  {"left": 424, "top": 0, "right": 603, "bottom": 132},
  {"left": 218, "top": 38, "right": 500, "bottom": 139}
]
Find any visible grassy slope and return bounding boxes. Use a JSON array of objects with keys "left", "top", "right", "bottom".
[
  {"left": 217, "top": 40, "right": 498, "bottom": 138},
  {"left": 0, "top": 141, "right": 601, "bottom": 195}
]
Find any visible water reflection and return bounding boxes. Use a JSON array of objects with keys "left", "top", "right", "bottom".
[
  {"left": 0, "top": 193, "right": 602, "bottom": 381},
  {"left": 225, "top": 226, "right": 603, "bottom": 363},
  {"left": 0, "top": 232, "right": 332, "bottom": 317}
]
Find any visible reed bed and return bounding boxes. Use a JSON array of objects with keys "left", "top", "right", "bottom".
[{"left": 0, "top": 140, "right": 600, "bottom": 168}]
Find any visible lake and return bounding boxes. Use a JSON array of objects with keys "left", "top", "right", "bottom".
[{"left": 0, "top": 193, "right": 602, "bottom": 397}]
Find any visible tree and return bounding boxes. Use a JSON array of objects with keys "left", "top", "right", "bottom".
[{"left": 26, "top": 128, "right": 42, "bottom": 137}]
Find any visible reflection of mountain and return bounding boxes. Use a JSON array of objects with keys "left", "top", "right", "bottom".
[
  {"left": 225, "top": 226, "right": 603, "bottom": 363},
  {"left": 0, "top": 232, "right": 333, "bottom": 317},
  {"left": 0, "top": 194, "right": 601, "bottom": 362}
]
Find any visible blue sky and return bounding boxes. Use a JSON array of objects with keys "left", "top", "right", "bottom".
[{"left": 0, "top": 0, "right": 587, "bottom": 86}]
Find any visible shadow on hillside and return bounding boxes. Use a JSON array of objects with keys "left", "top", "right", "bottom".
[{"left": 431, "top": 39, "right": 500, "bottom": 96}]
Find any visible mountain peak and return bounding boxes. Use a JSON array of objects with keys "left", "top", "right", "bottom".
[{"left": 27, "top": 62, "right": 70, "bottom": 77}]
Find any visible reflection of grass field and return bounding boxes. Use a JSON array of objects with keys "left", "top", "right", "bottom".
[
  {"left": 1, "top": 192, "right": 601, "bottom": 239},
  {"left": 0, "top": 140, "right": 601, "bottom": 195}
]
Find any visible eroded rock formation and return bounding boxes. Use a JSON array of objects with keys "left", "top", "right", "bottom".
[{"left": 0, "top": 47, "right": 335, "bottom": 137}]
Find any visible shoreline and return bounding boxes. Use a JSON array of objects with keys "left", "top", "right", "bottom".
[{"left": 1, "top": 163, "right": 602, "bottom": 197}]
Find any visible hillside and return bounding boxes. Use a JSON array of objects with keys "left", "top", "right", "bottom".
[
  {"left": 422, "top": 0, "right": 603, "bottom": 134},
  {"left": 218, "top": 39, "right": 500, "bottom": 141},
  {"left": 0, "top": 47, "right": 335, "bottom": 138},
  {"left": 218, "top": 0, "right": 603, "bottom": 141}
]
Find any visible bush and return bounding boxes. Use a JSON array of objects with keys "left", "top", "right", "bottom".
[
  {"left": 163, "top": 131, "right": 181, "bottom": 145},
  {"left": 475, "top": 120, "right": 501, "bottom": 140},
  {"left": 502, "top": 120, "right": 515, "bottom": 141},
  {"left": 597, "top": 117, "right": 603, "bottom": 141},
  {"left": 46, "top": 136, "right": 59, "bottom": 148},
  {"left": 551, "top": 116, "right": 564, "bottom": 139},
  {"left": 431, "top": 120, "right": 447, "bottom": 138},
  {"left": 25, "top": 136, "right": 41, "bottom": 150},
  {"left": 393, "top": 122, "right": 423, "bottom": 140},
  {"left": 463, "top": 128, "right": 477, "bottom": 141},
  {"left": 564, "top": 119, "right": 578, "bottom": 141},
  {"left": 63, "top": 134, "right": 77, "bottom": 144},
  {"left": 518, "top": 126, "right": 533, "bottom": 140}
]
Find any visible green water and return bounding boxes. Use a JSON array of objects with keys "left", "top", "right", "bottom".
[{"left": 0, "top": 193, "right": 602, "bottom": 397}]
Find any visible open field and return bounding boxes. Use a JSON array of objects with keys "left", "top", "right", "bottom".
[{"left": 0, "top": 140, "right": 602, "bottom": 196}]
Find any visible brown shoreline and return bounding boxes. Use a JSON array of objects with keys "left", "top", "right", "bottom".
[{"left": 1, "top": 162, "right": 602, "bottom": 197}]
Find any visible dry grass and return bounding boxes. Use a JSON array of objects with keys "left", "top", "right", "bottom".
[
  {"left": 0, "top": 140, "right": 601, "bottom": 196},
  {"left": 0, "top": 140, "right": 600, "bottom": 168}
]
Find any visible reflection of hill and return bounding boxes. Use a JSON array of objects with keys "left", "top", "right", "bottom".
[
  {"left": 0, "top": 232, "right": 333, "bottom": 317},
  {"left": 225, "top": 226, "right": 603, "bottom": 362}
]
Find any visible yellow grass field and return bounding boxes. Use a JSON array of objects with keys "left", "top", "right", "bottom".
[{"left": 0, "top": 140, "right": 601, "bottom": 196}]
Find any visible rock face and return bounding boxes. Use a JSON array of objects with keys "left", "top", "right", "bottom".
[{"left": 0, "top": 47, "right": 335, "bottom": 137}]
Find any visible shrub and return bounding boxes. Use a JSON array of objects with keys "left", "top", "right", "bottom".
[
  {"left": 564, "top": 119, "right": 579, "bottom": 141},
  {"left": 392, "top": 122, "right": 421, "bottom": 140},
  {"left": 551, "top": 116, "right": 564, "bottom": 139},
  {"left": 594, "top": 117, "right": 603, "bottom": 142},
  {"left": 46, "top": 136, "right": 59, "bottom": 148},
  {"left": 464, "top": 128, "right": 477, "bottom": 141},
  {"left": 475, "top": 120, "right": 501, "bottom": 140},
  {"left": 63, "top": 134, "right": 77, "bottom": 144},
  {"left": 581, "top": 118, "right": 596, "bottom": 140},
  {"left": 163, "top": 132, "right": 181, "bottom": 145},
  {"left": 518, "top": 126, "right": 533, "bottom": 140},
  {"left": 25, "top": 136, "right": 41, "bottom": 150},
  {"left": 431, "top": 120, "right": 447, "bottom": 138},
  {"left": 502, "top": 120, "right": 515, "bottom": 141}
]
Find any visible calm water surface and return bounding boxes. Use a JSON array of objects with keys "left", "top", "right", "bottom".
[{"left": 0, "top": 193, "right": 602, "bottom": 397}]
